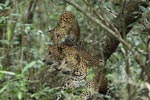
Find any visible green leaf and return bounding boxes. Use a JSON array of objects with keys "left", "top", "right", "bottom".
[
  {"left": 0, "top": 85, "right": 7, "bottom": 93},
  {"left": 18, "top": 92, "right": 22, "bottom": 100},
  {"left": 0, "top": 71, "right": 16, "bottom": 76},
  {"left": 22, "top": 61, "right": 36, "bottom": 73},
  {"left": 140, "top": 6, "right": 147, "bottom": 12},
  {"left": 0, "top": 40, "right": 9, "bottom": 45}
]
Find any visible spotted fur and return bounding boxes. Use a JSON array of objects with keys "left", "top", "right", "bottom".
[{"left": 49, "top": 11, "right": 80, "bottom": 46}]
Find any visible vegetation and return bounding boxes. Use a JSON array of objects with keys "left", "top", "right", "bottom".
[{"left": 0, "top": 0, "right": 150, "bottom": 100}]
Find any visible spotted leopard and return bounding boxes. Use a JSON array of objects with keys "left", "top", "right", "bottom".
[{"left": 43, "top": 44, "right": 108, "bottom": 99}]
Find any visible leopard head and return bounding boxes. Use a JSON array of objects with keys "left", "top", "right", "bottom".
[
  {"left": 42, "top": 44, "right": 76, "bottom": 66},
  {"left": 42, "top": 45, "right": 64, "bottom": 65},
  {"left": 49, "top": 11, "right": 80, "bottom": 45},
  {"left": 49, "top": 27, "right": 69, "bottom": 45},
  {"left": 58, "top": 11, "right": 75, "bottom": 26}
]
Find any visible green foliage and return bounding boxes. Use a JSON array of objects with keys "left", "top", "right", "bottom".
[{"left": 0, "top": 71, "right": 27, "bottom": 100}]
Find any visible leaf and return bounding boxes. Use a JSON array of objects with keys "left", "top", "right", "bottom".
[
  {"left": 5, "top": 1, "right": 10, "bottom": 7},
  {"left": 17, "top": 92, "right": 22, "bottom": 100},
  {"left": 0, "top": 85, "right": 7, "bottom": 93},
  {"left": 0, "top": 6, "right": 2, "bottom": 10},
  {"left": 0, "top": 40, "right": 9, "bottom": 45},
  {"left": 140, "top": 6, "right": 147, "bottom": 12},
  {"left": 0, "top": 71, "right": 16, "bottom": 76},
  {"left": 22, "top": 61, "right": 36, "bottom": 73}
]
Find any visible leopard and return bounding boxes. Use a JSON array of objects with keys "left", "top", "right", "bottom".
[
  {"left": 43, "top": 44, "right": 108, "bottom": 100},
  {"left": 49, "top": 11, "right": 80, "bottom": 46}
]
